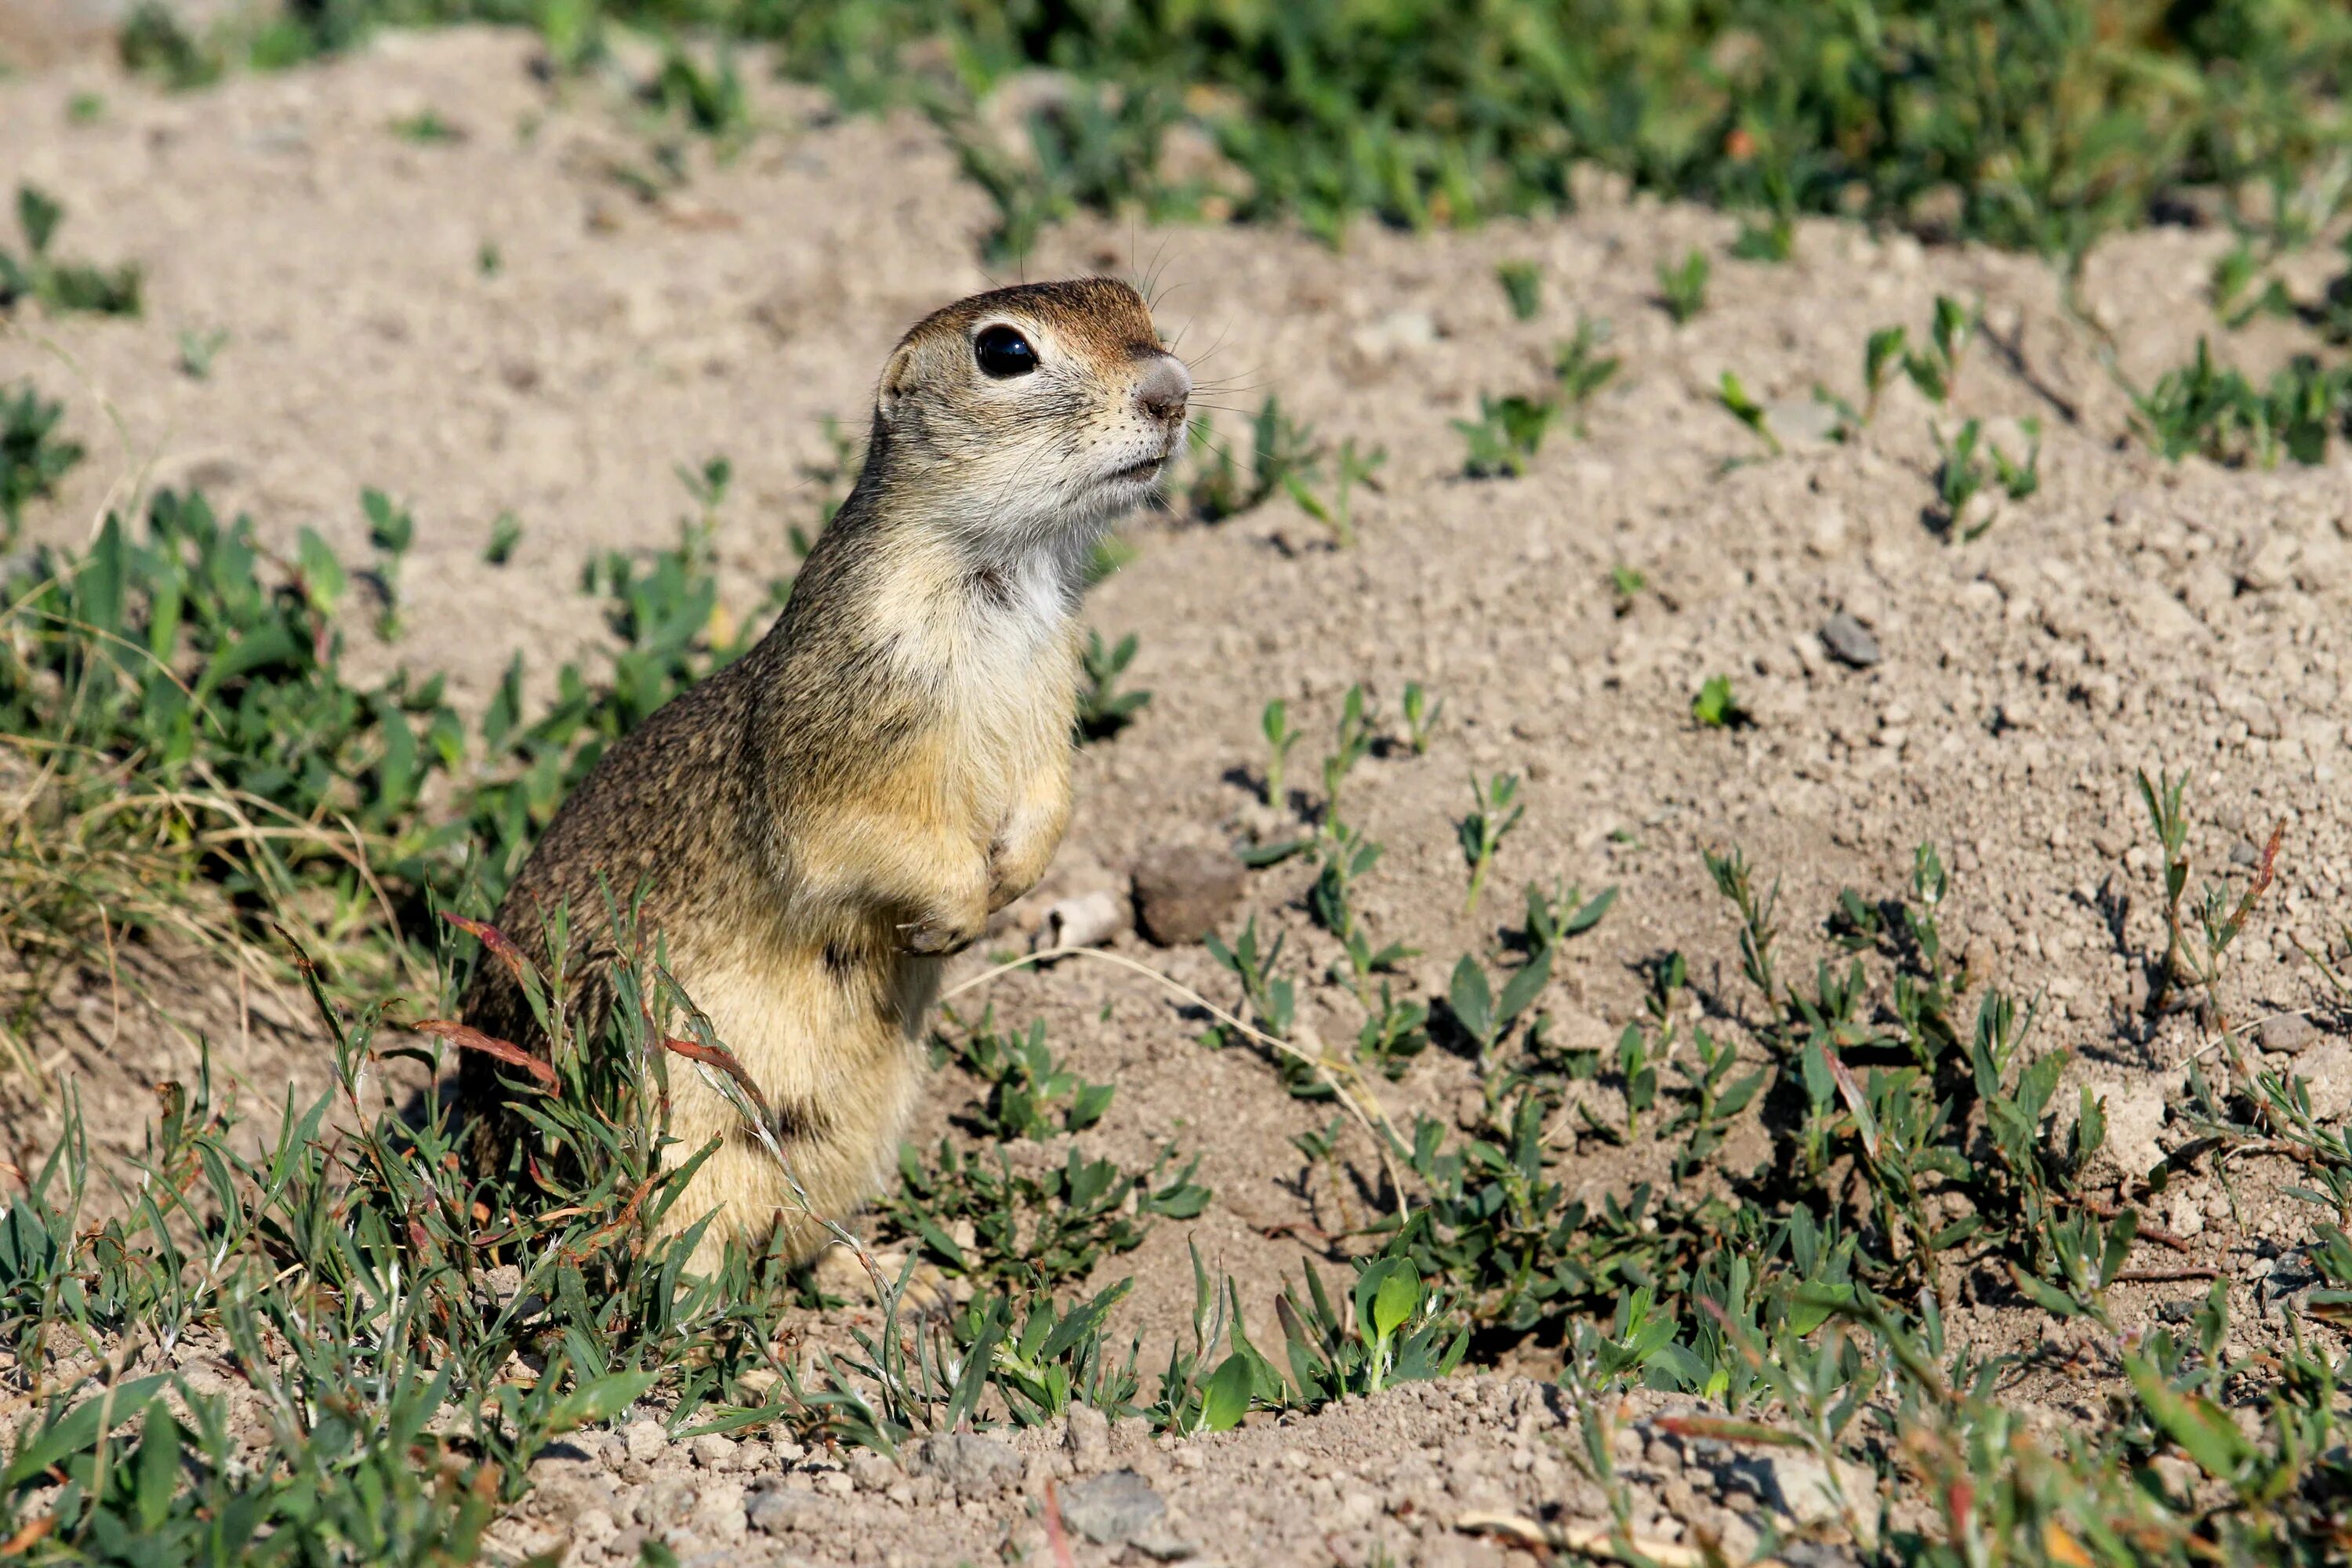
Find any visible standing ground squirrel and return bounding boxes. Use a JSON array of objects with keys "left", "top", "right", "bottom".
[{"left": 458, "top": 278, "right": 1191, "bottom": 1271}]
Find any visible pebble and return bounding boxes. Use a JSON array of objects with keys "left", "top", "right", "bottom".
[
  {"left": 844, "top": 1450, "right": 898, "bottom": 1492},
  {"left": 622, "top": 1420, "right": 668, "bottom": 1465},
  {"left": 2260, "top": 1014, "right": 2318, "bottom": 1054},
  {"left": 906, "top": 1432, "right": 1025, "bottom": 1498},
  {"left": 1131, "top": 843, "right": 1247, "bottom": 946},
  {"left": 688, "top": 1434, "right": 740, "bottom": 1471},
  {"left": 1066, "top": 1402, "right": 1114, "bottom": 1475},
  {"left": 1058, "top": 1469, "right": 1167, "bottom": 1545},
  {"left": 746, "top": 1486, "right": 825, "bottom": 1537},
  {"left": 1819, "top": 611, "right": 1882, "bottom": 669}
]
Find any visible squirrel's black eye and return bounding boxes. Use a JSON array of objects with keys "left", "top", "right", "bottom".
[{"left": 973, "top": 325, "right": 1037, "bottom": 379}]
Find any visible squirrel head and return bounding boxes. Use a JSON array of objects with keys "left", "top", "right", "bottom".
[{"left": 867, "top": 278, "right": 1191, "bottom": 553}]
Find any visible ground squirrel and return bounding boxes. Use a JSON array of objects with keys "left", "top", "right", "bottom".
[{"left": 458, "top": 278, "right": 1191, "bottom": 1271}]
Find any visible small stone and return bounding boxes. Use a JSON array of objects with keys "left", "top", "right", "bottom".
[
  {"left": 1058, "top": 1469, "right": 1167, "bottom": 1545},
  {"left": 1819, "top": 612, "right": 1882, "bottom": 669},
  {"left": 2100, "top": 1081, "right": 2168, "bottom": 1179},
  {"left": 1742, "top": 1452, "right": 1879, "bottom": 1547},
  {"left": 693, "top": 1479, "right": 747, "bottom": 1543},
  {"left": 1066, "top": 1403, "right": 1113, "bottom": 1475},
  {"left": 2293, "top": 1040, "right": 2352, "bottom": 1122},
  {"left": 906, "top": 1432, "right": 1024, "bottom": 1498},
  {"left": 746, "top": 1486, "right": 823, "bottom": 1536},
  {"left": 1131, "top": 1522, "right": 1202, "bottom": 1562},
  {"left": 1131, "top": 844, "right": 1246, "bottom": 946},
  {"left": 844, "top": 1450, "right": 898, "bottom": 1491},
  {"left": 1764, "top": 397, "right": 1843, "bottom": 447},
  {"left": 622, "top": 1420, "right": 668, "bottom": 1465},
  {"left": 688, "top": 1434, "right": 740, "bottom": 1471},
  {"left": 2261, "top": 1014, "right": 2319, "bottom": 1055}
]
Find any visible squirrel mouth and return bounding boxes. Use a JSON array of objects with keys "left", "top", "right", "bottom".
[{"left": 1110, "top": 454, "right": 1168, "bottom": 485}]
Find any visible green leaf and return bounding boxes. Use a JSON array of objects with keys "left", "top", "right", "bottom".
[
  {"left": 1562, "top": 886, "right": 1617, "bottom": 935},
  {"left": 1371, "top": 1260, "right": 1421, "bottom": 1341},
  {"left": 2006, "top": 1262, "right": 2084, "bottom": 1320},
  {"left": 1, "top": 1375, "right": 170, "bottom": 1490},
  {"left": 1496, "top": 946, "right": 1552, "bottom": 1029},
  {"left": 2125, "top": 1353, "right": 2255, "bottom": 1481},
  {"left": 1201, "top": 1354, "right": 1253, "bottom": 1432},
  {"left": 1449, "top": 956, "right": 1494, "bottom": 1045},
  {"left": 540, "top": 1369, "right": 658, "bottom": 1436}
]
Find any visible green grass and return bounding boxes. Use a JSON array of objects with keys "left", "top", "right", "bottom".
[{"left": 108, "top": 1, "right": 2352, "bottom": 266}]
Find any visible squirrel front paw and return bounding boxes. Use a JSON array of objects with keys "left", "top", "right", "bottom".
[{"left": 898, "top": 904, "right": 985, "bottom": 956}]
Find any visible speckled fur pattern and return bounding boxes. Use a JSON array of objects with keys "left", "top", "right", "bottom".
[{"left": 459, "top": 278, "right": 1190, "bottom": 1271}]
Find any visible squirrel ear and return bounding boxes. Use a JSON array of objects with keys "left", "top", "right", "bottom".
[{"left": 877, "top": 346, "right": 919, "bottom": 422}]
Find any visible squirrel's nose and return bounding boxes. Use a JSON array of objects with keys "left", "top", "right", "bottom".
[{"left": 1134, "top": 356, "right": 1191, "bottom": 428}]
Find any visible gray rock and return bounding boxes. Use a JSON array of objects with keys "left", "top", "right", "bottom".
[
  {"left": 1131, "top": 844, "right": 1245, "bottom": 946},
  {"left": 622, "top": 1419, "right": 668, "bottom": 1465},
  {"left": 1819, "top": 612, "right": 1882, "bottom": 669},
  {"left": 745, "top": 1486, "right": 824, "bottom": 1536},
  {"left": 1132, "top": 1522, "right": 1202, "bottom": 1562},
  {"left": 1764, "top": 397, "right": 1844, "bottom": 447},
  {"left": 1065, "top": 1403, "right": 1113, "bottom": 1475},
  {"left": 906, "top": 1432, "right": 1024, "bottom": 1498},
  {"left": 2262, "top": 1014, "right": 2319, "bottom": 1055},
  {"left": 1059, "top": 1469, "right": 1167, "bottom": 1545},
  {"left": 1736, "top": 1452, "right": 1879, "bottom": 1548},
  {"left": 688, "top": 1433, "right": 740, "bottom": 1471},
  {"left": 844, "top": 1449, "right": 898, "bottom": 1491}
]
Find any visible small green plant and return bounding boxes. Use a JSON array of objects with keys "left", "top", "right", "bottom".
[
  {"left": 2131, "top": 340, "right": 2352, "bottom": 468},
  {"left": 175, "top": 325, "right": 227, "bottom": 379},
  {"left": 1608, "top": 563, "right": 1646, "bottom": 611},
  {"left": 651, "top": 42, "right": 751, "bottom": 139},
  {"left": 2211, "top": 242, "right": 2294, "bottom": 328},
  {"left": 1075, "top": 629, "right": 1151, "bottom": 742},
  {"left": 1715, "top": 372, "right": 1782, "bottom": 457},
  {"left": 1285, "top": 437, "right": 1385, "bottom": 548},
  {"left": 1657, "top": 248, "right": 1710, "bottom": 323},
  {"left": 1188, "top": 396, "right": 1321, "bottom": 521},
  {"left": 1691, "top": 673, "right": 1745, "bottom": 728},
  {"left": 1400, "top": 681, "right": 1440, "bottom": 754},
  {"left": 1552, "top": 317, "right": 1621, "bottom": 431},
  {"left": 1497, "top": 260, "right": 1543, "bottom": 320},
  {"left": 1933, "top": 417, "right": 2042, "bottom": 541},
  {"left": 1, "top": 383, "right": 83, "bottom": 542},
  {"left": 390, "top": 108, "right": 461, "bottom": 143},
  {"left": 1522, "top": 879, "right": 1617, "bottom": 961},
  {"left": 1454, "top": 394, "right": 1554, "bottom": 477},
  {"left": 1261, "top": 698, "right": 1301, "bottom": 806},
  {"left": 1814, "top": 325, "right": 1912, "bottom": 435},
  {"left": 117, "top": 1, "right": 222, "bottom": 89},
  {"left": 890, "top": 1136, "right": 1209, "bottom": 1290},
  {"left": 2136, "top": 768, "right": 2281, "bottom": 1033},
  {"left": 938, "top": 1010, "right": 1113, "bottom": 1139},
  {"left": 0, "top": 184, "right": 142, "bottom": 317},
  {"left": 1458, "top": 771, "right": 1524, "bottom": 916},
  {"left": 484, "top": 510, "right": 523, "bottom": 565},
  {"left": 1319, "top": 684, "right": 1376, "bottom": 829},
  {"left": 1731, "top": 211, "right": 1795, "bottom": 262},
  {"left": 1900, "top": 294, "right": 1979, "bottom": 404},
  {"left": 66, "top": 93, "right": 104, "bottom": 125}
]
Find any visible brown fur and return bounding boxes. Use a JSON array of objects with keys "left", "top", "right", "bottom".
[{"left": 457, "top": 278, "right": 1189, "bottom": 1270}]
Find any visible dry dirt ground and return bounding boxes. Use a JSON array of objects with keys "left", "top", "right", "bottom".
[{"left": 5, "top": 21, "right": 2352, "bottom": 1568}]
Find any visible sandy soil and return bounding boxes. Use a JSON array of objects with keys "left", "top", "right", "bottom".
[{"left": 5, "top": 22, "right": 2351, "bottom": 1566}]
